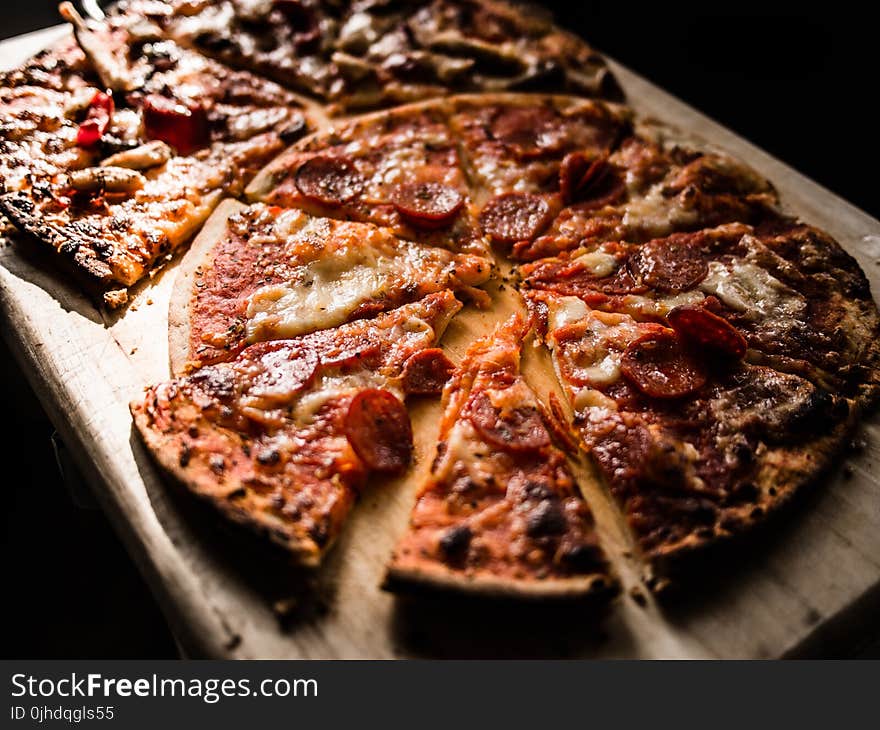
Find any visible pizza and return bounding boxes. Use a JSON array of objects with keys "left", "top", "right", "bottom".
[
  {"left": 385, "top": 314, "right": 613, "bottom": 598},
  {"left": 0, "top": 3, "right": 309, "bottom": 304},
  {"left": 132, "top": 290, "right": 461, "bottom": 565},
  {"left": 245, "top": 99, "right": 488, "bottom": 254},
  {"left": 522, "top": 216, "right": 880, "bottom": 569},
  {"left": 126, "top": 0, "right": 620, "bottom": 111},
  {"left": 3, "top": 1, "right": 880, "bottom": 609},
  {"left": 169, "top": 199, "right": 493, "bottom": 373}
]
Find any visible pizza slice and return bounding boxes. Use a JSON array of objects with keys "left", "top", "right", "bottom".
[
  {"left": 0, "top": 5, "right": 309, "bottom": 304},
  {"left": 447, "top": 94, "right": 632, "bottom": 258},
  {"left": 132, "top": 291, "right": 462, "bottom": 566},
  {"left": 1, "top": 133, "right": 283, "bottom": 304},
  {"left": 329, "top": 0, "right": 622, "bottom": 111},
  {"left": 169, "top": 200, "right": 494, "bottom": 373},
  {"left": 528, "top": 288, "right": 862, "bottom": 572},
  {"left": 130, "top": 0, "right": 621, "bottom": 112},
  {"left": 246, "top": 99, "right": 487, "bottom": 254},
  {"left": 130, "top": 0, "right": 344, "bottom": 102},
  {"left": 521, "top": 222, "right": 880, "bottom": 401},
  {"left": 384, "top": 313, "right": 614, "bottom": 598},
  {"left": 514, "top": 133, "right": 778, "bottom": 261}
]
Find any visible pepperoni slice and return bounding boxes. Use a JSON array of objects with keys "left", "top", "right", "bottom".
[
  {"left": 345, "top": 389, "right": 413, "bottom": 473},
  {"left": 667, "top": 305, "right": 747, "bottom": 359},
  {"left": 390, "top": 182, "right": 464, "bottom": 229},
  {"left": 559, "top": 151, "right": 607, "bottom": 203},
  {"left": 479, "top": 193, "right": 552, "bottom": 245},
  {"left": 627, "top": 236, "right": 709, "bottom": 293},
  {"left": 294, "top": 155, "right": 364, "bottom": 206},
  {"left": 400, "top": 349, "right": 455, "bottom": 396},
  {"left": 620, "top": 330, "right": 707, "bottom": 399},
  {"left": 490, "top": 107, "right": 564, "bottom": 158},
  {"left": 467, "top": 391, "right": 551, "bottom": 453},
  {"left": 243, "top": 347, "right": 319, "bottom": 404}
]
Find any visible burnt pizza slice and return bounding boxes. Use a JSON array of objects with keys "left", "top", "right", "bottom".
[
  {"left": 328, "top": 0, "right": 622, "bottom": 112},
  {"left": 384, "top": 313, "right": 614, "bottom": 598},
  {"left": 1, "top": 133, "right": 283, "bottom": 305},
  {"left": 132, "top": 291, "right": 462, "bottom": 566},
  {"left": 246, "top": 99, "right": 487, "bottom": 254},
  {"left": 528, "top": 289, "right": 860, "bottom": 572},
  {"left": 0, "top": 5, "right": 309, "bottom": 303},
  {"left": 129, "top": 0, "right": 621, "bottom": 112},
  {"left": 129, "top": 0, "right": 344, "bottom": 102},
  {"left": 169, "top": 200, "right": 494, "bottom": 373}
]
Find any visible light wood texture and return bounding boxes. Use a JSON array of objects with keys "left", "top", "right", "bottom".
[{"left": 2, "top": 28, "right": 879, "bottom": 658}]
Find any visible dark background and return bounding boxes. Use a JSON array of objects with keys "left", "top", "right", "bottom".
[{"left": 2, "top": 2, "right": 877, "bottom": 658}]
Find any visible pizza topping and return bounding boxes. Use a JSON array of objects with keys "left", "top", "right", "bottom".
[
  {"left": 142, "top": 94, "right": 210, "bottom": 155},
  {"left": 438, "top": 524, "right": 473, "bottom": 561},
  {"left": 100, "top": 141, "right": 173, "bottom": 170},
  {"left": 400, "top": 349, "right": 455, "bottom": 396},
  {"left": 344, "top": 388, "right": 413, "bottom": 473},
  {"left": 699, "top": 259, "right": 806, "bottom": 323},
  {"left": 489, "top": 106, "right": 565, "bottom": 157},
  {"left": 628, "top": 236, "right": 709, "bottom": 292},
  {"left": 390, "top": 182, "right": 464, "bottom": 228},
  {"left": 76, "top": 91, "right": 114, "bottom": 148},
  {"left": 560, "top": 151, "right": 612, "bottom": 204},
  {"left": 479, "top": 193, "right": 552, "bottom": 244},
  {"left": 667, "top": 305, "right": 748, "bottom": 359},
  {"left": 67, "top": 166, "right": 146, "bottom": 195},
  {"left": 242, "top": 228, "right": 488, "bottom": 345},
  {"left": 525, "top": 499, "right": 568, "bottom": 537},
  {"left": 620, "top": 330, "right": 707, "bottom": 398},
  {"left": 272, "top": 0, "right": 321, "bottom": 53},
  {"left": 467, "top": 391, "right": 551, "bottom": 453},
  {"left": 240, "top": 347, "right": 319, "bottom": 408},
  {"left": 294, "top": 155, "right": 365, "bottom": 206},
  {"left": 60, "top": 2, "right": 135, "bottom": 93}
]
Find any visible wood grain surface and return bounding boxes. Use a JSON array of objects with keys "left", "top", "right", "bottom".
[{"left": 2, "top": 28, "right": 879, "bottom": 658}]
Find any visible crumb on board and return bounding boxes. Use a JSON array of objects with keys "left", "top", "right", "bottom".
[
  {"left": 629, "top": 586, "right": 648, "bottom": 607},
  {"left": 103, "top": 289, "right": 128, "bottom": 308}
]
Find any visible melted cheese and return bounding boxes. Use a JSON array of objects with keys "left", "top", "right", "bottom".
[
  {"left": 547, "top": 295, "right": 588, "bottom": 330},
  {"left": 576, "top": 354, "right": 621, "bottom": 386},
  {"left": 621, "top": 185, "right": 699, "bottom": 238},
  {"left": 293, "top": 371, "right": 389, "bottom": 427},
  {"left": 575, "top": 250, "right": 619, "bottom": 277},
  {"left": 617, "top": 289, "right": 705, "bottom": 318},
  {"left": 573, "top": 387, "right": 618, "bottom": 413},
  {"left": 700, "top": 259, "right": 806, "bottom": 323},
  {"left": 244, "top": 240, "right": 431, "bottom": 343}
]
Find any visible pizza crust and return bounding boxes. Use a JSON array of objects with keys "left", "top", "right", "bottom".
[
  {"left": 383, "top": 562, "right": 613, "bottom": 600},
  {"left": 130, "top": 401, "right": 326, "bottom": 566},
  {"left": 645, "top": 414, "right": 856, "bottom": 576},
  {"left": 168, "top": 198, "right": 246, "bottom": 376}
]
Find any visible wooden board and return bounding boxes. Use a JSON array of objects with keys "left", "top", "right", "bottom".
[{"left": 2, "top": 27, "right": 879, "bottom": 659}]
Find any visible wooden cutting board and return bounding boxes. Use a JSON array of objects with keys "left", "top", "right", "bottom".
[{"left": 2, "top": 27, "right": 879, "bottom": 659}]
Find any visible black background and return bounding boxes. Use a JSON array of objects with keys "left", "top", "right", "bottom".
[{"left": 1, "top": 1, "right": 877, "bottom": 658}]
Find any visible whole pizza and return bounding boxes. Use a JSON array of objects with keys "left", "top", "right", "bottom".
[{"left": 3, "top": 0, "right": 879, "bottom": 609}]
